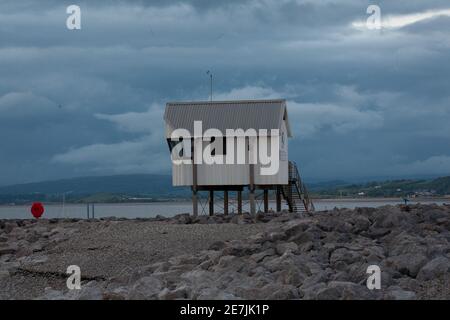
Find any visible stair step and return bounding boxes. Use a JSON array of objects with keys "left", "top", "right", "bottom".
[{"left": 282, "top": 162, "right": 314, "bottom": 214}]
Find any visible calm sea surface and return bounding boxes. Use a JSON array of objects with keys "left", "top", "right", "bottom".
[{"left": 0, "top": 199, "right": 448, "bottom": 220}]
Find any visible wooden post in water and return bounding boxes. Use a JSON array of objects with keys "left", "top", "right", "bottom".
[
  {"left": 237, "top": 190, "right": 242, "bottom": 215},
  {"left": 249, "top": 164, "right": 256, "bottom": 215},
  {"left": 276, "top": 187, "right": 282, "bottom": 212},
  {"left": 192, "top": 138, "right": 198, "bottom": 217},
  {"left": 209, "top": 190, "right": 214, "bottom": 216},
  {"left": 224, "top": 190, "right": 229, "bottom": 215},
  {"left": 263, "top": 189, "right": 269, "bottom": 213},
  {"left": 87, "top": 204, "right": 90, "bottom": 219},
  {"left": 192, "top": 164, "right": 198, "bottom": 217},
  {"left": 192, "top": 190, "right": 198, "bottom": 217}
]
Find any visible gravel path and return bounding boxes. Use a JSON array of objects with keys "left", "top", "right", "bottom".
[{"left": 33, "top": 220, "right": 280, "bottom": 277}]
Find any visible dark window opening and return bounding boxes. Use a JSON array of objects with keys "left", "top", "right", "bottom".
[
  {"left": 167, "top": 138, "right": 184, "bottom": 157},
  {"left": 223, "top": 137, "right": 227, "bottom": 155},
  {"left": 210, "top": 137, "right": 227, "bottom": 156},
  {"left": 211, "top": 137, "right": 216, "bottom": 156}
]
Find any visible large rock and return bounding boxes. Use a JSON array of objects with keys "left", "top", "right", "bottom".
[
  {"left": 0, "top": 269, "right": 9, "bottom": 280},
  {"left": 249, "top": 248, "right": 276, "bottom": 263},
  {"left": 330, "top": 248, "right": 362, "bottom": 267},
  {"left": 266, "top": 231, "right": 287, "bottom": 242},
  {"left": 68, "top": 281, "right": 104, "bottom": 300},
  {"left": 173, "top": 214, "right": 191, "bottom": 224},
  {"left": 180, "top": 270, "right": 216, "bottom": 290},
  {"left": 235, "top": 282, "right": 299, "bottom": 300},
  {"left": 24, "top": 230, "right": 41, "bottom": 243},
  {"left": 230, "top": 214, "right": 253, "bottom": 225},
  {"left": 127, "top": 276, "right": 164, "bottom": 300},
  {"left": 417, "top": 257, "right": 450, "bottom": 281},
  {"left": 0, "top": 245, "right": 17, "bottom": 256},
  {"left": 343, "top": 261, "right": 369, "bottom": 283},
  {"left": 0, "top": 260, "right": 19, "bottom": 273},
  {"left": 426, "top": 209, "right": 449, "bottom": 222},
  {"left": 158, "top": 285, "right": 191, "bottom": 300},
  {"left": 372, "top": 206, "right": 407, "bottom": 229},
  {"left": 276, "top": 266, "right": 306, "bottom": 287},
  {"left": 351, "top": 215, "right": 371, "bottom": 233},
  {"left": 394, "top": 277, "right": 421, "bottom": 292},
  {"left": 316, "top": 281, "right": 374, "bottom": 300},
  {"left": 3, "top": 222, "right": 16, "bottom": 234},
  {"left": 385, "top": 287, "right": 416, "bottom": 300},
  {"left": 364, "top": 227, "right": 391, "bottom": 239},
  {"left": 264, "top": 284, "right": 299, "bottom": 299},
  {"left": 196, "top": 288, "right": 238, "bottom": 300},
  {"left": 41, "top": 288, "right": 67, "bottom": 300},
  {"left": 275, "top": 242, "right": 299, "bottom": 255},
  {"left": 103, "top": 287, "right": 128, "bottom": 300},
  {"left": 388, "top": 233, "right": 427, "bottom": 256},
  {"left": 387, "top": 253, "right": 428, "bottom": 278},
  {"left": 335, "top": 221, "right": 353, "bottom": 233},
  {"left": 282, "top": 219, "right": 312, "bottom": 238},
  {"left": 222, "top": 241, "right": 259, "bottom": 257},
  {"left": 41, "top": 281, "right": 104, "bottom": 300},
  {"left": 300, "top": 282, "right": 327, "bottom": 299}
]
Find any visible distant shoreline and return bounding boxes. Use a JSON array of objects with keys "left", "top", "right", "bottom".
[
  {"left": 1, "top": 196, "right": 449, "bottom": 207},
  {"left": 312, "top": 196, "right": 450, "bottom": 202}
]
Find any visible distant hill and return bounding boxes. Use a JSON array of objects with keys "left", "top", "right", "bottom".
[
  {"left": 428, "top": 176, "right": 450, "bottom": 194},
  {"left": 312, "top": 176, "right": 450, "bottom": 198},
  {"left": 0, "top": 174, "right": 189, "bottom": 204},
  {"left": 307, "top": 180, "right": 350, "bottom": 192},
  {"left": 0, "top": 174, "right": 448, "bottom": 204},
  {"left": 0, "top": 174, "right": 176, "bottom": 195}
]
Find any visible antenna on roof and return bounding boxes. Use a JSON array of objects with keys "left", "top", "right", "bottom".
[{"left": 206, "top": 70, "right": 213, "bottom": 102}]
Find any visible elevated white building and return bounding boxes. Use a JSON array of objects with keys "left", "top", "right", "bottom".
[{"left": 164, "top": 99, "right": 313, "bottom": 216}]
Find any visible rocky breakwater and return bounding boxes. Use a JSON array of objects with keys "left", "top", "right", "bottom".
[{"left": 41, "top": 204, "right": 450, "bottom": 300}]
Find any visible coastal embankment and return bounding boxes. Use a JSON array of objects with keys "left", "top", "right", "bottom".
[{"left": 1, "top": 204, "right": 449, "bottom": 299}]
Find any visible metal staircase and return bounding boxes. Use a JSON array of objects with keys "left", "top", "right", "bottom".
[{"left": 280, "top": 161, "right": 315, "bottom": 214}]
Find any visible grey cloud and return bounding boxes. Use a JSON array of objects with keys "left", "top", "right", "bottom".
[
  {"left": 0, "top": 0, "right": 449, "bottom": 185},
  {"left": 95, "top": 104, "right": 164, "bottom": 134},
  {"left": 0, "top": 91, "right": 57, "bottom": 117},
  {"left": 52, "top": 136, "right": 169, "bottom": 175}
]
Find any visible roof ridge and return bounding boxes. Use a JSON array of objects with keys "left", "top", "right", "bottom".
[{"left": 167, "top": 99, "right": 286, "bottom": 106}]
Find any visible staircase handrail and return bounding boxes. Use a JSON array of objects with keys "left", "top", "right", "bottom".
[{"left": 288, "top": 161, "right": 314, "bottom": 212}]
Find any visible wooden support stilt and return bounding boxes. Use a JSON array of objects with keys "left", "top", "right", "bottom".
[
  {"left": 209, "top": 190, "right": 214, "bottom": 216},
  {"left": 263, "top": 189, "right": 269, "bottom": 213},
  {"left": 192, "top": 138, "right": 198, "bottom": 217},
  {"left": 249, "top": 164, "right": 255, "bottom": 215},
  {"left": 249, "top": 190, "right": 256, "bottom": 215},
  {"left": 237, "top": 190, "right": 242, "bottom": 215},
  {"left": 276, "top": 187, "right": 282, "bottom": 212},
  {"left": 224, "top": 190, "right": 229, "bottom": 215},
  {"left": 192, "top": 189, "right": 198, "bottom": 217}
]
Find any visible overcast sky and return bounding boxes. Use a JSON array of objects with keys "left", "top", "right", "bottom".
[{"left": 0, "top": 0, "right": 449, "bottom": 185}]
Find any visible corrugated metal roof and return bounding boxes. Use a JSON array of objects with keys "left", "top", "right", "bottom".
[{"left": 164, "top": 99, "right": 292, "bottom": 137}]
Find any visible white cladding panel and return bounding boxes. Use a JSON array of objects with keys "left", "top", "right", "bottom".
[
  {"left": 172, "top": 161, "right": 288, "bottom": 186},
  {"left": 171, "top": 120, "right": 289, "bottom": 186}
]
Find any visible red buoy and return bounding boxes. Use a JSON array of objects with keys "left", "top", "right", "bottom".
[{"left": 31, "top": 202, "right": 45, "bottom": 219}]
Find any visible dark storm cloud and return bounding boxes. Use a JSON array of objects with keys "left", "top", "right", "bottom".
[{"left": 0, "top": 0, "right": 449, "bottom": 185}]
